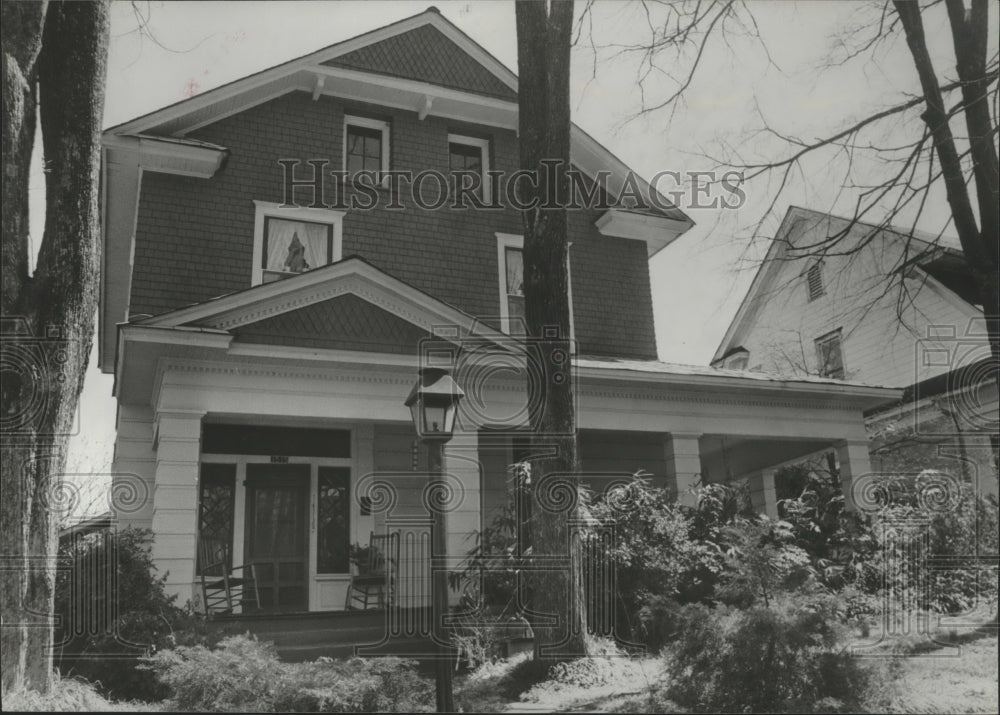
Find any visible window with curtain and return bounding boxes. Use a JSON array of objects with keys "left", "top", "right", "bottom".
[
  {"left": 504, "top": 246, "right": 525, "bottom": 335},
  {"left": 316, "top": 467, "right": 350, "bottom": 573},
  {"left": 261, "top": 217, "right": 332, "bottom": 283}
]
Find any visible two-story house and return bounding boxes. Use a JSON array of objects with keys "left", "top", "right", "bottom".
[
  {"left": 713, "top": 206, "right": 997, "bottom": 495},
  {"left": 101, "top": 9, "right": 896, "bottom": 629}
]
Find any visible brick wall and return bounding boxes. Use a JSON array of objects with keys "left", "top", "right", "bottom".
[{"left": 130, "top": 90, "right": 658, "bottom": 359}]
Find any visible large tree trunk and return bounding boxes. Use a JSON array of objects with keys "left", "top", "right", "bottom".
[
  {"left": 515, "top": 0, "right": 588, "bottom": 660},
  {"left": 1, "top": 0, "right": 109, "bottom": 693},
  {"left": 894, "top": 0, "right": 1000, "bottom": 468}
]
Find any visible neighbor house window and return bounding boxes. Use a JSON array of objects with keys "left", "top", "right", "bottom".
[
  {"left": 251, "top": 201, "right": 344, "bottom": 285},
  {"left": 806, "top": 263, "right": 825, "bottom": 301},
  {"left": 316, "top": 467, "right": 350, "bottom": 574},
  {"left": 496, "top": 233, "right": 574, "bottom": 338},
  {"left": 343, "top": 115, "right": 390, "bottom": 186},
  {"left": 815, "top": 329, "right": 845, "bottom": 379},
  {"left": 197, "top": 463, "right": 236, "bottom": 575},
  {"left": 449, "top": 134, "right": 490, "bottom": 199}
]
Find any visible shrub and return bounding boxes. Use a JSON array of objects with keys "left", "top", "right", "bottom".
[
  {"left": 584, "top": 476, "right": 730, "bottom": 642},
  {"left": 662, "top": 595, "right": 887, "bottom": 713},
  {"left": 143, "top": 634, "right": 433, "bottom": 712},
  {"left": 54, "top": 526, "right": 210, "bottom": 701}
]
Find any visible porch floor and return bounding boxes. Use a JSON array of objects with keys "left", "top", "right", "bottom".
[{"left": 205, "top": 608, "right": 437, "bottom": 662}]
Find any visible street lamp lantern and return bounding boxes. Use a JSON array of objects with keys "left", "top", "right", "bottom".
[
  {"left": 405, "top": 367, "right": 464, "bottom": 440},
  {"left": 405, "top": 365, "right": 463, "bottom": 712}
]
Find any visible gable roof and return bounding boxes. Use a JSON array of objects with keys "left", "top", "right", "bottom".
[
  {"left": 104, "top": 7, "right": 518, "bottom": 137},
  {"left": 101, "top": 6, "right": 691, "bottom": 227},
  {"left": 321, "top": 22, "right": 517, "bottom": 100},
  {"left": 712, "top": 206, "right": 975, "bottom": 364}
]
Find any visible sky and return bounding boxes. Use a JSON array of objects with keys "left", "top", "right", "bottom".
[{"left": 54, "top": 0, "right": 984, "bottom": 504}]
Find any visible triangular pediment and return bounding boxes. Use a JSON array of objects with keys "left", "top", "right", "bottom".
[
  {"left": 136, "top": 257, "right": 508, "bottom": 349},
  {"left": 322, "top": 24, "right": 516, "bottom": 100},
  {"left": 232, "top": 293, "right": 434, "bottom": 355}
]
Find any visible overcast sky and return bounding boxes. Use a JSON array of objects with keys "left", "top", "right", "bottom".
[{"left": 57, "top": 0, "right": 985, "bottom": 496}]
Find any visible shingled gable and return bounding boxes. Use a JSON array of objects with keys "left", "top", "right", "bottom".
[
  {"left": 322, "top": 22, "right": 517, "bottom": 100},
  {"left": 231, "top": 294, "right": 435, "bottom": 355},
  {"left": 132, "top": 256, "right": 507, "bottom": 346}
]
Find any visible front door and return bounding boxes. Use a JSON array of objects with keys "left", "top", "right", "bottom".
[{"left": 245, "top": 463, "right": 310, "bottom": 613}]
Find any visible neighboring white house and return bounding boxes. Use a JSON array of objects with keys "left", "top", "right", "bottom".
[{"left": 713, "top": 206, "right": 997, "bottom": 494}]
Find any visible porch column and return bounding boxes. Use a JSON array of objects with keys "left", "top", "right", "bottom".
[
  {"left": 151, "top": 410, "right": 205, "bottom": 602},
  {"left": 664, "top": 432, "right": 703, "bottom": 507},
  {"left": 836, "top": 439, "right": 873, "bottom": 513},
  {"left": 761, "top": 468, "right": 779, "bottom": 519},
  {"left": 440, "top": 432, "right": 480, "bottom": 606}
]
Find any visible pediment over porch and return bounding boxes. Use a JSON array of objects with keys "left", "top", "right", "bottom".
[
  {"left": 231, "top": 293, "right": 433, "bottom": 355},
  {"left": 134, "top": 256, "right": 506, "bottom": 349}
]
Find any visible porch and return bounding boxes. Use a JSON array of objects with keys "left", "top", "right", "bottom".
[{"left": 110, "top": 350, "right": 896, "bottom": 617}]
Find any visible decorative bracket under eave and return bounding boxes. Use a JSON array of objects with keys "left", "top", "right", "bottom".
[
  {"left": 312, "top": 74, "right": 325, "bottom": 101},
  {"left": 418, "top": 94, "right": 433, "bottom": 120}
]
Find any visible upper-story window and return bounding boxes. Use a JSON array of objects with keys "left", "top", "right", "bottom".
[
  {"left": 449, "top": 134, "right": 490, "bottom": 198},
  {"left": 343, "top": 115, "right": 390, "bottom": 186},
  {"left": 496, "top": 233, "right": 574, "bottom": 338},
  {"left": 815, "top": 329, "right": 845, "bottom": 379},
  {"left": 252, "top": 201, "right": 344, "bottom": 286},
  {"left": 806, "top": 263, "right": 825, "bottom": 301}
]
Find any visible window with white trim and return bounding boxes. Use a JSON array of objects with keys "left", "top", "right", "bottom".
[
  {"left": 806, "top": 263, "right": 825, "bottom": 301},
  {"left": 252, "top": 201, "right": 344, "bottom": 286},
  {"left": 343, "top": 115, "right": 390, "bottom": 186},
  {"left": 449, "top": 134, "right": 490, "bottom": 199},
  {"left": 815, "top": 329, "right": 845, "bottom": 379},
  {"left": 496, "top": 233, "right": 574, "bottom": 338}
]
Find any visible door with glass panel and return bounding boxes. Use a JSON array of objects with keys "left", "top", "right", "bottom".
[{"left": 245, "top": 464, "right": 309, "bottom": 612}]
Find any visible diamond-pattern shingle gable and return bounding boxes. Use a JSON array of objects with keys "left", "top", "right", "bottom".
[
  {"left": 322, "top": 25, "right": 516, "bottom": 100},
  {"left": 232, "top": 294, "right": 434, "bottom": 355}
]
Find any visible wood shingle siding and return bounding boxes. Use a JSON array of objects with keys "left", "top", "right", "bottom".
[{"left": 129, "top": 91, "right": 658, "bottom": 359}]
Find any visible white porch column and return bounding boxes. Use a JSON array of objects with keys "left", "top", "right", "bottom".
[
  {"left": 836, "top": 439, "right": 873, "bottom": 513},
  {"left": 761, "top": 468, "right": 779, "bottom": 519},
  {"left": 441, "top": 432, "right": 480, "bottom": 606},
  {"left": 664, "top": 432, "right": 703, "bottom": 507},
  {"left": 151, "top": 410, "right": 205, "bottom": 603}
]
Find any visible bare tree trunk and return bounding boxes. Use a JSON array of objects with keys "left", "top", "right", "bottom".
[
  {"left": 1, "top": 0, "right": 109, "bottom": 693},
  {"left": 515, "top": 0, "right": 588, "bottom": 660},
  {"left": 894, "top": 0, "right": 999, "bottom": 466}
]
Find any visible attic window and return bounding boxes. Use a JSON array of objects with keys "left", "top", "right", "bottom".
[{"left": 806, "top": 263, "right": 825, "bottom": 301}]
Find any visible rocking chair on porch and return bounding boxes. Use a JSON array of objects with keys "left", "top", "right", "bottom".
[
  {"left": 345, "top": 532, "right": 399, "bottom": 610},
  {"left": 198, "top": 537, "right": 261, "bottom": 616}
]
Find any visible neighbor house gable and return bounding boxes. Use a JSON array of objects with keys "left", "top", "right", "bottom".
[
  {"left": 713, "top": 206, "right": 983, "bottom": 387},
  {"left": 713, "top": 206, "right": 980, "bottom": 365}
]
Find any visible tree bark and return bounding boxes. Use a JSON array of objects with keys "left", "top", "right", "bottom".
[
  {"left": 1, "top": 0, "right": 109, "bottom": 693},
  {"left": 894, "top": 0, "right": 999, "bottom": 467},
  {"left": 515, "top": 0, "right": 588, "bottom": 660}
]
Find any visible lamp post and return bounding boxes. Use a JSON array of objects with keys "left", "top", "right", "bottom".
[{"left": 405, "top": 366, "right": 464, "bottom": 713}]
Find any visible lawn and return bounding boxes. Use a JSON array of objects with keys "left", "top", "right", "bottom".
[{"left": 454, "top": 629, "right": 999, "bottom": 714}]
